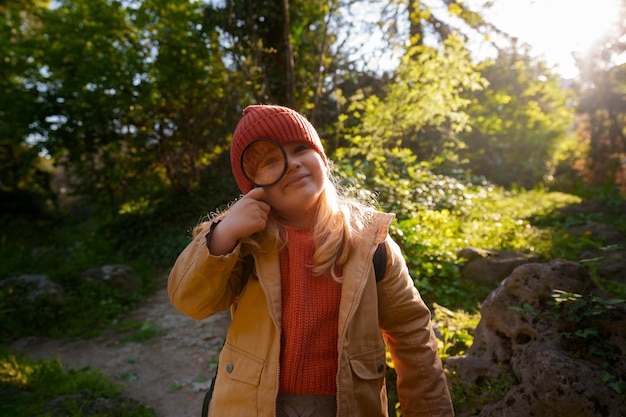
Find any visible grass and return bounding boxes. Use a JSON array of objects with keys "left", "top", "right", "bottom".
[
  {"left": 118, "top": 321, "right": 164, "bottom": 344},
  {"left": 0, "top": 213, "right": 161, "bottom": 341},
  {"left": 0, "top": 349, "right": 155, "bottom": 417}
]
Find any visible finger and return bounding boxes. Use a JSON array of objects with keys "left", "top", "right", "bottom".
[
  {"left": 245, "top": 187, "right": 266, "bottom": 201},
  {"left": 245, "top": 188, "right": 270, "bottom": 214}
]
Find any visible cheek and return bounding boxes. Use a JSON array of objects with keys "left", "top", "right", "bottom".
[
  {"left": 262, "top": 187, "right": 280, "bottom": 208},
  {"left": 313, "top": 163, "right": 329, "bottom": 187},
  {"left": 308, "top": 155, "right": 328, "bottom": 180}
]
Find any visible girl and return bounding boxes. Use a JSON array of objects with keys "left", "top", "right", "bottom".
[{"left": 168, "top": 104, "right": 454, "bottom": 417}]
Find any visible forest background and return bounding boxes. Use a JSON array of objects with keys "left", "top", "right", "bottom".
[{"left": 1, "top": 0, "right": 625, "bottom": 416}]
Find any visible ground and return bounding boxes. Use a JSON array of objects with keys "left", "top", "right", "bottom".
[{"left": 10, "top": 274, "right": 231, "bottom": 417}]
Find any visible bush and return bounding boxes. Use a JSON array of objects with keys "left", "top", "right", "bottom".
[{"left": 0, "top": 350, "right": 155, "bottom": 417}]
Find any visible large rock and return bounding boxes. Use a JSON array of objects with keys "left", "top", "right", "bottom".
[
  {"left": 567, "top": 221, "right": 625, "bottom": 245},
  {"left": 458, "top": 247, "right": 539, "bottom": 286},
  {"left": 0, "top": 275, "right": 65, "bottom": 305},
  {"left": 80, "top": 264, "right": 142, "bottom": 294},
  {"left": 447, "top": 259, "right": 626, "bottom": 417},
  {"left": 581, "top": 247, "right": 626, "bottom": 285}
]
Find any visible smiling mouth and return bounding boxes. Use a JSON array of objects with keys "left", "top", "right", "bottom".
[{"left": 283, "top": 173, "right": 309, "bottom": 188}]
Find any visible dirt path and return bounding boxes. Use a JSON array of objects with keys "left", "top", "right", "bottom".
[{"left": 10, "top": 275, "right": 231, "bottom": 417}]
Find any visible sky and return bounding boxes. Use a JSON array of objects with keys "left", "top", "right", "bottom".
[
  {"left": 352, "top": 0, "right": 623, "bottom": 79},
  {"left": 473, "top": 0, "right": 623, "bottom": 79}
]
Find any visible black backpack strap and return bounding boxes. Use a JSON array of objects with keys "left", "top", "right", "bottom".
[
  {"left": 373, "top": 242, "right": 387, "bottom": 283},
  {"left": 201, "top": 374, "right": 216, "bottom": 417}
]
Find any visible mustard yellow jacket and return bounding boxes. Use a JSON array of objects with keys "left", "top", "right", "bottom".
[{"left": 168, "top": 211, "right": 454, "bottom": 417}]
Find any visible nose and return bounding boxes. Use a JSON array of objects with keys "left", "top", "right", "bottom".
[{"left": 286, "top": 153, "right": 302, "bottom": 170}]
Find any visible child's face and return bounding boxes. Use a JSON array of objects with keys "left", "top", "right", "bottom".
[{"left": 262, "top": 141, "right": 327, "bottom": 227}]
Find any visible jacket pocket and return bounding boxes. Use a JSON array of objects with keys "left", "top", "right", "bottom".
[
  {"left": 349, "top": 347, "right": 386, "bottom": 380},
  {"left": 220, "top": 342, "right": 264, "bottom": 385},
  {"left": 348, "top": 347, "right": 387, "bottom": 417},
  {"left": 208, "top": 343, "right": 265, "bottom": 416}
]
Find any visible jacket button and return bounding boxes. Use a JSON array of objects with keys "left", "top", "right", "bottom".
[
  {"left": 226, "top": 363, "right": 234, "bottom": 373},
  {"left": 377, "top": 363, "right": 384, "bottom": 373}
]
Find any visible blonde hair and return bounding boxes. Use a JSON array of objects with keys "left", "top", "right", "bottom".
[{"left": 194, "top": 170, "right": 378, "bottom": 282}]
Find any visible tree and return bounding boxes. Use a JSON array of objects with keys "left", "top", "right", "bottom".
[
  {"left": 203, "top": 0, "right": 339, "bottom": 113},
  {"left": 0, "top": 1, "right": 56, "bottom": 216},
  {"left": 1, "top": 0, "right": 360, "bottom": 211},
  {"left": 574, "top": 0, "right": 626, "bottom": 191},
  {"left": 31, "top": 0, "right": 151, "bottom": 209},
  {"left": 334, "top": 34, "right": 486, "bottom": 218},
  {"left": 460, "top": 49, "right": 574, "bottom": 188},
  {"left": 131, "top": 0, "right": 237, "bottom": 194},
  {"left": 18, "top": 0, "right": 241, "bottom": 209}
]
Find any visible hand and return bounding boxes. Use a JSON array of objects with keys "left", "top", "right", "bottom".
[
  {"left": 208, "top": 188, "right": 270, "bottom": 255},
  {"left": 223, "top": 187, "right": 270, "bottom": 239}
]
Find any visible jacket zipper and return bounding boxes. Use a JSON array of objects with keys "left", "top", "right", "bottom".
[
  {"left": 255, "top": 254, "right": 282, "bottom": 417},
  {"left": 335, "top": 241, "right": 379, "bottom": 416}
]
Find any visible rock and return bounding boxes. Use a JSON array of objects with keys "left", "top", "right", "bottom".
[
  {"left": 458, "top": 247, "right": 498, "bottom": 261},
  {"left": 581, "top": 248, "right": 626, "bottom": 285},
  {"left": 557, "top": 200, "right": 606, "bottom": 216},
  {"left": 447, "top": 259, "right": 626, "bottom": 417},
  {"left": 459, "top": 247, "right": 539, "bottom": 286},
  {"left": 480, "top": 348, "right": 624, "bottom": 417},
  {"left": 80, "top": 264, "right": 142, "bottom": 294},
  {"left": 567, "top": 221, "right": 625, "bottom": 245},
  {"left": 0, "top": 275, "right": 65, "bottom": 305}
]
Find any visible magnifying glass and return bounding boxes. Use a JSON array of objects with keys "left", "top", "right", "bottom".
[{"left": 241, "top": 138, "right": 288, "bottom": 187}]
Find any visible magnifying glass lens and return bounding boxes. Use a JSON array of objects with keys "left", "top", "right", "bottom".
[{"left": 241, "top": 139, "right": 288, "bottom": 187}]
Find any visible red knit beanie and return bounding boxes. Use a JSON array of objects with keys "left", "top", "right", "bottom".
[{"left": 230, "top": 105, "right": 327, "bottom": 194}]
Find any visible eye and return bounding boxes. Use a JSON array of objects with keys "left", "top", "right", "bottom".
[
  {"left": 259, "top": 155, "right": 279, "bottom": 168},
  {"left": 294, "top": 144, "right": 311, "bottom": 153}
]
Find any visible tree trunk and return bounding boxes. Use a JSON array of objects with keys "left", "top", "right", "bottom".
[{"left": 263, "top": 0, "right": 295, "bottom": 107}]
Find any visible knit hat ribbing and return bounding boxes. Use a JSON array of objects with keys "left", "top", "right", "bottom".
[{"left": 230, "top": 105, "right": 327, "bottom": 194}]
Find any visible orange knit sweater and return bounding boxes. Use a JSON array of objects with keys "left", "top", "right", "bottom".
[{"left": 279, "top": 227, "right": 342, "bottom": 395}]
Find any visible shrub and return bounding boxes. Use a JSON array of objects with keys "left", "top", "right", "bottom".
[{"left": 0, "top": 350, "right": 155, "bottom": 417}]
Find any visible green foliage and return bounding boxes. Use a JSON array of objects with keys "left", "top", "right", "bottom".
[
  {"left": 203, "top": 0, "right": 334, "bottom": 106},
  {"left": 549, "top": 291, "right": 624, "bottom": 365},
  {"left": 1, "top": 0, "right": 241, "bottom": 213},
  {"left": 0, "top": 273, "right": 146, "bottom": 342},
  {"left": 397, "top": 209, "right": 469, "bottom": 309},
  {"left": 0, "top": 349, "right": 155, "bottom": 417},
  {"left": 335, "top": 148, "right": 477, "bottom": 220},
  {"left": 433, "top": 304, "right": 481, "bottom": 363},
  {"left": 0, "top": 178, "right": 236, "bottom": 342},
  {"left": 394, "top": 187, "right": 582, "bottom": 309},
  {"left": 461, "top": 50, "right": 575, "bottom": 188},
  {"left": 333, "top": 33, "right": 489, "bottom": 224},
  {"left": 335, "top": 34, "right": 487, "bottom": 178},
  {"left": 34, "top": 0, "right": 157, "bottom": 207},
  {"left": 529, "top": 186, "right": 626, "bottom": 264},
  {"left": 119, "top": 321, "right": 163, "bottom": 344},
  {"left": 448, "top": 366, "right": 517, "bottom": 415},
  {"left": 104, "top": 182, "right": 238, "bottom": 268},
  {"left": 581, "top": 255, "right": 626, "bottom": 300},
  {"left": 104, "top": 208, "right": 193, "bottom": 270},
  {"left": 0, "top": 214, "right": 156, "bottom": 341},
  {"left": 0, "top": 4, "right": 52, "bottom": 202}
]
